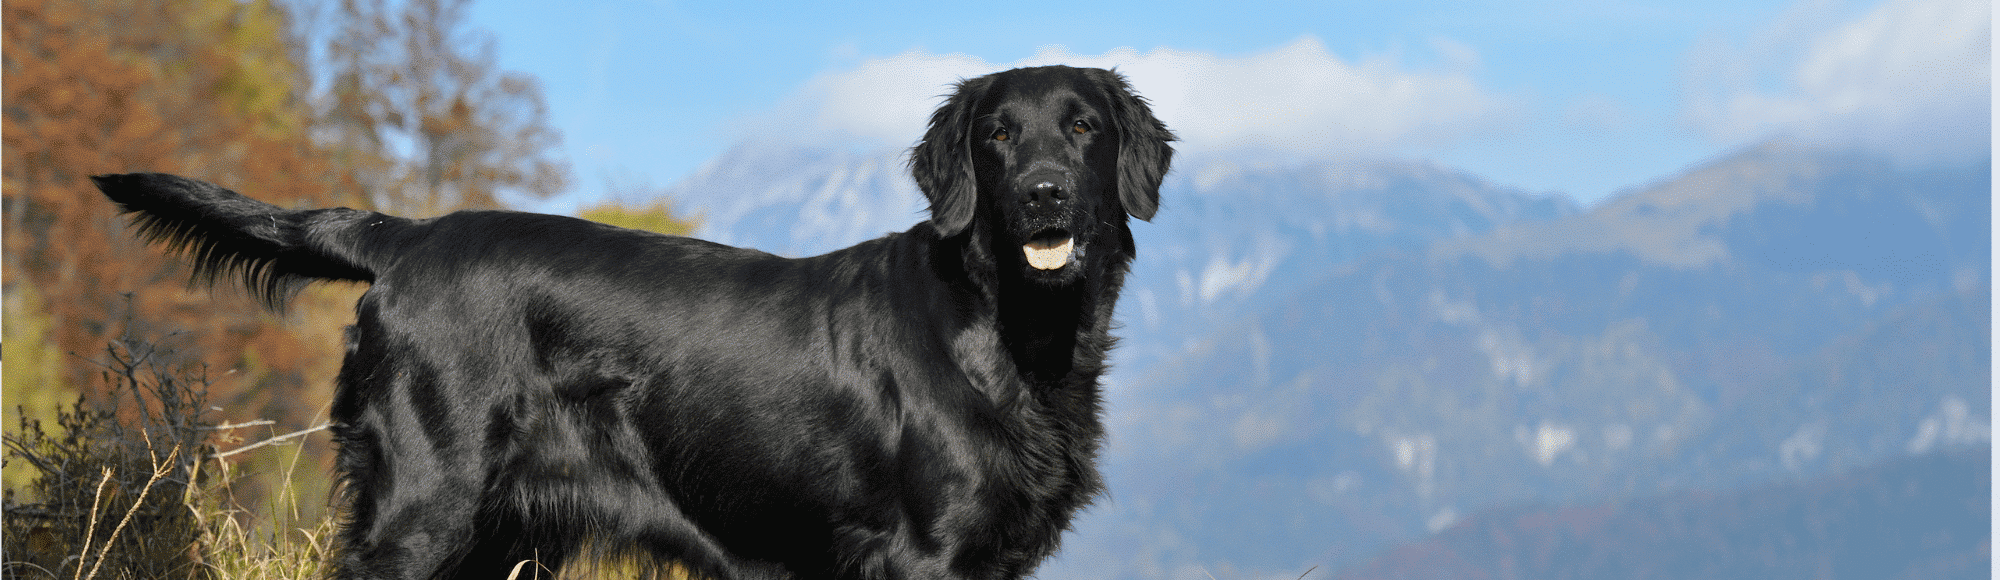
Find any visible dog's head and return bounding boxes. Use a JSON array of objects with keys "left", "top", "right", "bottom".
[{"left": 911, "top": 66, "right": 1175, "bottom": 285}]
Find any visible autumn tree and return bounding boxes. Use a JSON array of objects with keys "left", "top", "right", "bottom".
[
  {"left": 4, "top": 0, "right": 359, "bottom": 415},
  {"left": 318, "top": 0, "right": 568, "bottom": 215},
  {"left": 4, "top": 0, "right": 574, "bottom": 512}
]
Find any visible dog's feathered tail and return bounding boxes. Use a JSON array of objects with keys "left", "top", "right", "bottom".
[{"left": 92, "top": 173, "right": 394, "bottom": 310}]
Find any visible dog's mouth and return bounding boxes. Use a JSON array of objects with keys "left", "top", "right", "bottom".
[{"left": 1022, "top": 229, "right": 1075, "bottom": 271}]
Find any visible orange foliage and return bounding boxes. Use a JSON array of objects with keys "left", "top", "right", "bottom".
[
  {"left": 4, "top": 0, "right": 570, "bottom": 467},
  {"left": 4, "top": 0, "right": 365, "bottom": 427}
]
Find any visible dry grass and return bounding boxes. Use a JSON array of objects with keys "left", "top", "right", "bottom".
[{"left": 189, "top": 439, "right": 339, "bottom": 580}]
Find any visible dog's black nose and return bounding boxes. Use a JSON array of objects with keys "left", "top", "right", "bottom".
[{"left": 1027, "top": 181, "right": 1066, "bottom": 207}]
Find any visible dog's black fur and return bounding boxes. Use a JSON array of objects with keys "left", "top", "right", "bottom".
[{"left": 93, "top": 65, "right": 1173, "bottom": 580}]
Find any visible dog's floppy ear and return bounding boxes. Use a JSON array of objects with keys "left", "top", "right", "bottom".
[
  {"left": 910, "top": 76, "right": 993, "bottom": 237},
  {"left": 1094, "top": 69, "right": 1176, "bottom": 222}
]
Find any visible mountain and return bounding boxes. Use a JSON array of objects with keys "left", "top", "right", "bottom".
[
  {"left": 1052, "top": 142, "right": 1990, "bottom": 578},
  {"left": 1119, "top": 154, "right": 1576, "bottom": 370},
  {"left": 650, "top": 140, "right": 1990, "bottom": 579}
]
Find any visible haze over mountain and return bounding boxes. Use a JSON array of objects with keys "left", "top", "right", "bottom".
[
  {"left": 1333, "top": 447, "right": 1989, "bottom": 580},
  {"left": 651, "top": 135, "right": 1989, "bottom": 579}
]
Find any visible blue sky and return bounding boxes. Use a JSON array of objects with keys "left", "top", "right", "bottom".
[{"left": 467, "top": 0, "right": 1990, "bottom": 214}]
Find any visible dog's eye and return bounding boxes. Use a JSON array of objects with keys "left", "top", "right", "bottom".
[
  {"left": 1072, "top": 120, "right": 1090, "bottom": 134},
  {"left": 992, "top": 128, "right": 1010, "bottom": 142}
]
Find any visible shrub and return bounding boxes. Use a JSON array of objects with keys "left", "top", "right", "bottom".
[{"left": 4, "top": 337, "right": 216, "bottom": 580}]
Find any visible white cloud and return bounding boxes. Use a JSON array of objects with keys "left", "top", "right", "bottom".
[
  {"left": 751, "top": 37, "right": 1514, "bottom": 158},
  {"left": 1684, "top": 0, "right": 1991, "bottom": 163}
]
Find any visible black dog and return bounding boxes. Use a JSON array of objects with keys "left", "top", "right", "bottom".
[{"left": 94, "top": 65, "right": 1173, "bottom": 579}]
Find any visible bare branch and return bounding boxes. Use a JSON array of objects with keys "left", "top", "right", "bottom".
[
  {"left": 203, "top": 419, "right": 278, "bottom": 431},
  {"left": 208, "top": 423, "right": 332, "bottom": 460}
]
